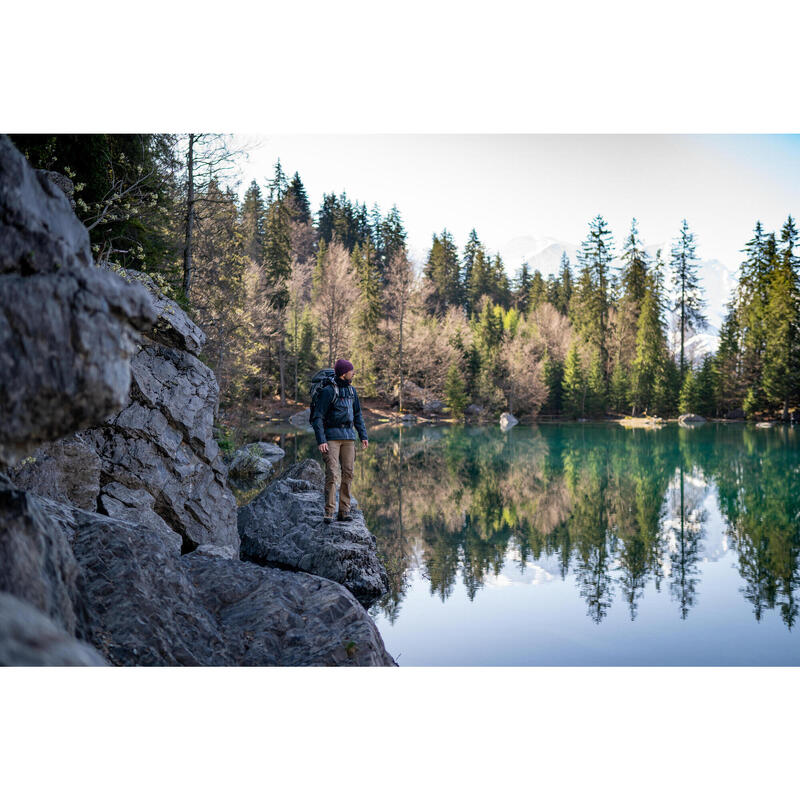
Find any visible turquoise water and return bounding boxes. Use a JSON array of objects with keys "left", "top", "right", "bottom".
[{"left": 256, "top": 422, "right": 800, "bottom": 666}]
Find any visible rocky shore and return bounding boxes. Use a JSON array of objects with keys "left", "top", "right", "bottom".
[{"left": 0, "top": 135, "right": 395, "bottom": 666}]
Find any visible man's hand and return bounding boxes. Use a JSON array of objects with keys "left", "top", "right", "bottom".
[
  {"left": 319, "top": 442, "right": 329, "bottom": 454},
  {"left": 361, "top": 439, "right": 368, "bottom": 450}
]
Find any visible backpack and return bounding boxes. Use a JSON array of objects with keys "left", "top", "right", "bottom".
[{"left": 309, "top": 368, "right": 339, "bottom": 422}]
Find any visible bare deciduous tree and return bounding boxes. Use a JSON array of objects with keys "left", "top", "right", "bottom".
[
  {"left": 384, "top": 250, "right": 417, "bottom": 413},
  {"left": 312, "top": 238, "right": 360, "bottom": 367}
]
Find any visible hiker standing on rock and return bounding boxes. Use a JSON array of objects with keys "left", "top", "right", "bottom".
[{"left": 310, "top": 358, "right": 369, "bottom": 524}]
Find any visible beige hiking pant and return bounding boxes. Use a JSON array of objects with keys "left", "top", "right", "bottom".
[{"left": 323, "top": 439, "right": 355, "bottom": 517}]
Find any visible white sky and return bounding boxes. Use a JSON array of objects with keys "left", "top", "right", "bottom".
[{"left": 233, "top": 134, "right": 800, "bottom": 324}]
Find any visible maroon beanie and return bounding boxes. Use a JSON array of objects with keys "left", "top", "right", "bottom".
[{"left": 334, "top": 358, "right": 354, "bottom": 377}]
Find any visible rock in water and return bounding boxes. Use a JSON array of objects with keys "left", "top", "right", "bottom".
[
  {"left": 0, "top": 135, "right": 157, "bottom": 468},
  {"left": 0, "top": 593, "right": 106, "bottom": 666},
  {"left": 228, "top": 442, "right": 286, "bottom": 479},
  {"left": 500, "top": 412, "right": 518, "bottom": 431},
  {"left": 238, "top": 459, "right": 390, "bottom": 608},
  {"left": 678, "top": 414, "right": 706, "bottom": 427},
  {"left": 289, "top": 408, "right": 312, "bottom": 431}
]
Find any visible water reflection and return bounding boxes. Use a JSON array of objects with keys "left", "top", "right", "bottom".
[{"left": 245, "top": 423, "right": 800, "bottom": 635}]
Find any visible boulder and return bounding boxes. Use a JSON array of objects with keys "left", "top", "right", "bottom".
[
  {"left": 185, "top": 555, "right": 396, "bottom": 667},
  {"left": 0, "top": 593, "right": 106, "bottom": 666},
  {"left": 85, "top": 341, "right": 240, "bottom": 557},
  {"left": 35, "top": 169, "right": 76, "bottom": 210},
  {"left": 0, "top": 475, "right": 91, "bottom": 637},
  {"left": 289, "top": 408, "right": 312, "bottom": 430},
  {"left": 500, "top": 412, "right": 519, "bottom": 431},
  {"left": 229, "top": 441, "right": 286, "bottom": 479},
  {"left": 400, "top": 414, "right": 417, "bottom": 425},
  {"left": 9, "top": 434, "right": 101, "bottom": 511},
  {"left": 0, "top": 135, "right": 156, "bottom": 467},
  {"left": 422, "top": 399, "right": 444, "bottom": 416},
  {"left": 755, "top": 421, "right": 775, "bottom": 429},
  {"left": 679, "top": 413, "right": 706, "bottom": 427},
  {"left": 465, "top": 404, "right": 485, "bottom": 417},
  {"left": 110, "top": 267, "right": 205, "bottom": 355},
  {"left": 66, "top": 504, "right": 394, "bottom": 666},
  {"left": 238, "top": 459, "right": 390, "bottom": 608}
]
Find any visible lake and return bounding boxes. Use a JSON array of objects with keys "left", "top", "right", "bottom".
[{"left": 245, "top": 421, "right": 800, "bottom": 666}]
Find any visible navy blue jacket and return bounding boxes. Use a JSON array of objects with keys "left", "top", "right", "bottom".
[{"left": 311, "top": 376, "right": 368, "bottom": 445}]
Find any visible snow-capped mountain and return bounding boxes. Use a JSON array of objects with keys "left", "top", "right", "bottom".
[{"left": 500, "top": 235, "right": 576, "bottom": 276}]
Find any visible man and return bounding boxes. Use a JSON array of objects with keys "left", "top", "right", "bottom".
[{"left": 310, "top": 358, "right": 369, "bottom": 524}]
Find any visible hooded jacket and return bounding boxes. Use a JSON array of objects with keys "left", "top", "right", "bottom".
[{"left": 311, "top": 376, "right": 368, "bottom": 445}]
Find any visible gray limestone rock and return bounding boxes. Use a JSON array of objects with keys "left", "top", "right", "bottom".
[
  {"left": 87, "top": 341, "right": 239, "bottom": 557},
  {"left": 9, "top": 434, "right": 101, "bottom": 510},
  {"left": 0, "top": 476, "right": 90, "bottom": 637},
  {"left": 185, "top": 554, "right": 396, "bottom": 667},
  {"left": 238, "top": 459, "right": 390, "bottom": 608},
  {"left": 36, "top": 169, "right": 76, "bottom": 210},
  {"left": 0, "top": 135, "right": 156, "bottom": 468},
  {"left": 500, "top": 412, "right": 519, "bottom": 431},
  {"left": 229, "top": 441, "right": 286, "bottom": 479},
  {"left": 289, "top": 408, "right": 312, "bottom": 431},
  {"left": 0, "top": 592, "right": 106, "bottom": 666},
  {"left": 110, "top": 267, "right": 206, "bottom": 356},
  {"left": 66, "top": 507, "right": 394, "bottom": 666}
]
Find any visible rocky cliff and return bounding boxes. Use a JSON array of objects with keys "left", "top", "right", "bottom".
[{"left": 0, "top": 135, "right": 394, "bottom": 666}]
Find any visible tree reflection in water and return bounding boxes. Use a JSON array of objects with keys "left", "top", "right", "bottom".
[{"left": 269, "top": 422, "right": 800, "bottom": 630}]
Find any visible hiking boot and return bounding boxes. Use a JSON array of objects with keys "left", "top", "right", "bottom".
[
  {"left": 323, "top": 515, "right": 333, "bottom": 525},
  {"left": 337, "top": 511, "right": 353, "bottom": 522}
]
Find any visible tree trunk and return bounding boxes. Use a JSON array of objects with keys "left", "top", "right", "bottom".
[
  {"left": 182, "top": 134, "right": 196, "bottom": 299},
  {"left": 279, "top": 333, "right": 286, "bottom": 405},
  {"left": 398, "top": 312, "right": 404, "bottom": 414}
]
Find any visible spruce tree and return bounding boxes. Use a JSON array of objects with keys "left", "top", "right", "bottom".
[
  {"left": 762, "top": 216, "right": 800, "bottom": 418},
  {"left": 562, "top": 343, "right": 586, "bottom": 418},
  {"left": 527, "top": 270, "right": 547, "bottom": 311},
  {"left": 556, "top": 252, "right": 573, "bottom": 315},
  {"left": 574, "top": 215, "right": 615, "bottom": 383},
  {"left": 445, "top": 362, "right": 469, "bottom": 418},
  {"left": 286, "top": 171, "right": 311, "bottom": 224},
  {"left": 462, "top": 229, "right": 482, "bottom": 312},
  {"left": 423, "top": 229, "right": 462, "bottom": 314},
  {"left": 670, "top": 219, "right": 706, "bottom": 378},
  {"left": 514, "top": 262, "right": 533, "bottom": 311}
]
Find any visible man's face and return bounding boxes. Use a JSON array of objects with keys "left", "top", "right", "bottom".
[{"left": 343, "top": 369, "right": 354, "bottom": 381}]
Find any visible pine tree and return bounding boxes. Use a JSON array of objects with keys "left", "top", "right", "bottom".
[
  {"left": 762, "top": 216, "right": 800, "bottom": 418},
  {"left": 562, "top": 342, "right": 585, "bottom": 418},
  {"left": 630, "top": 264, "right": 670, "bottom": 415},
  {"left": 556, "top": 252, "right": 573, "bottom": 315},
  {"left": 445, "top": 362, "right": 469, "bottom": 418},
  {"left": 423, "top": 229, "right": 462, "bottom": 314},
  {"left": 240, "top": 180, "right": 266, "bottom": 265},
  {"left": 574, "top": 215, "right": 615, "bottom": 383},
  {"left": 527, "top": 270, "right": 547, "bottom": 311},
  {"left": 620, "top": 218, "right": 649, "bottom": 309},
  {"left": 286, "top": 171, "right": 311, "bottom": 224},
  {"left": 586, "top": 348, "right": 607, "bottom": 416},
  {"left": 462, "top": 229, "right": 482, "bottom": 312},
  {"left": 678, "top": 367, "right": 697, "bottom": 415},
  {"left": 514, "top": 262, "right": 533, "bottom": 312},
  {"left": 670, "top": 219, "right": 706, "bottom": 378},
  {"left": 713, "top": 301, "right": 743, "bottom": 416}
]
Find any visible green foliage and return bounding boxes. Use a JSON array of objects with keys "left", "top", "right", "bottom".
[
  {"left": 445, "top": 362, "right": 469, "bottom": 417},
  {"left": 562, "top": 343, "right": 585, "bottom": 418}
]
